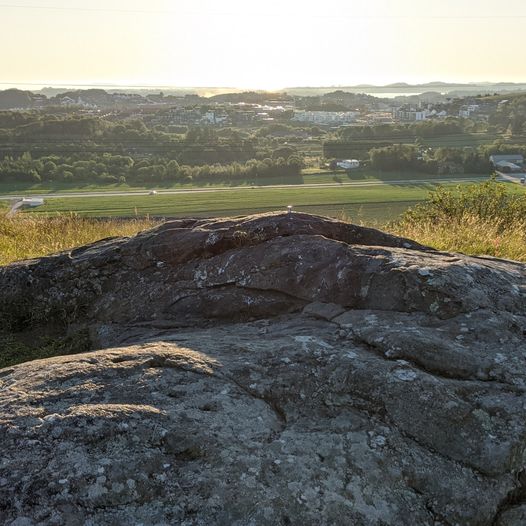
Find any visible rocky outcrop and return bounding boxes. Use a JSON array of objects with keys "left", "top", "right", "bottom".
[{"left": 0, "top": 212, "right": 525, "bottom": 525}]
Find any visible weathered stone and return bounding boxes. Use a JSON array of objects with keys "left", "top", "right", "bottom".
[
  {"left": 303, "top": 302, "right": 346, "bottom": 321},
  {"left": 497, "top": 504, "right": 526, "bottom": 526},
  {"left": 0, "top": 212, "right": 525, "bottom": 525}
]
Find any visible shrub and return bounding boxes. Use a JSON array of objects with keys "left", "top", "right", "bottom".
[
  {"left": 390, "top": 180, "right": 526, "bottom": 261},
  {"left": 397, "top": 179, "right": 526, "bottom": 229}
]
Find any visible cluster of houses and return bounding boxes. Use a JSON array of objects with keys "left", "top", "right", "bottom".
[
  {"left": 30, "top": 88, "right": 508, "bottom": 129},
  {"left": 392, "top": 98, "right": 502, "bottom": 123}
]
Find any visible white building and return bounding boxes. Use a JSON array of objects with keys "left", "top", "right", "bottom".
[
  {"left": 201, "top": 111, "right": 228, "bottom": 125},
  {"left": 21, "top": 197, "right": 44, "bottom": 207},
  {"left": 459, "top": 104, "right": 480, "bottom": 118},
  {"left": 336, "top": 159, "right": 360, "bottom": 170},
  {"left": 394, "top": 109, "right": 428, "bottom": 122},
  {"left": 292, "top": 111, "right": 359, "bottom": 124}
]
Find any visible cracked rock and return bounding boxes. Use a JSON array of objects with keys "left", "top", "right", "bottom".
[{"left": 0, "top": 212, "right": 525, "bottom": 525}]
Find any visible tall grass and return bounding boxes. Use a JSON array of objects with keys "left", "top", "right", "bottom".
[
  {"left": 390, "top": 215, "right": 526, "bottom": 261},
  {"left": 0, "top": 213, "right": 158, "bottom": 266},
  {"left": 1, "top": 181, "right": 525, "bottom": 266},
  {"left": 389, "top": 180, "right": 526, "bottom": 261}
]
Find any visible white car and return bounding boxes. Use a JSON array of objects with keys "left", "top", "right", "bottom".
[{"left": 149, "top": 190, "right": 158, "bottom": 195}]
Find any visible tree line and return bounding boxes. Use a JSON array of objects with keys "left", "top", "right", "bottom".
[
  {"left": 367, "top": 142, "right": 526, "bottom": 174},
  {"left": 0, "top": 152, "right": 303, "bottom": 184}
]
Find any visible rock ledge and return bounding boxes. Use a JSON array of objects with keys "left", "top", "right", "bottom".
[{"left": 0, "top": 212, "right": 525, "bottom": 525}]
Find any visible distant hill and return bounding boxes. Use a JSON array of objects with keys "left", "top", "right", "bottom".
[
  {"left": 51, "top": 89, "right": 125, "bottom": 106},
  {"left": 208, "top": 91, "right": 292, "bottom": 104},
  {"left": 0, "top": 89, "right": 39, "bottom": 110},
  {"left": 282, "top": 82, "right": 526, "bottom": 97}
]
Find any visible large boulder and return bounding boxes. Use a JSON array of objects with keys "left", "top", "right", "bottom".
[{"left": 0, "top": 212, "right": 525, "bottom": 525}]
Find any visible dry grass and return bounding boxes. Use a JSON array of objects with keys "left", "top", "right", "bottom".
[
  {"left": 0, "top": 213, "right": 159, "bottom": 266},
  {"left": 389, "top": 215, "right": 526, "bottom": 262},
  {"left": 2, "top": 180, "right": 526, "bottom": 266},
  {"left": 387, "top": 181, "right": 526, "bottom": 262}
]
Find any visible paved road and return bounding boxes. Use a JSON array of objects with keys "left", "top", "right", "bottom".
[
  {"left": 0, "top": 176, "right": 489, "bottom": 201},
  {"left": 495, "top": 171, "right": 526, "bottom": 184}
]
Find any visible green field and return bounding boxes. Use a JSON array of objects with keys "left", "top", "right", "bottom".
[
  {"left": 420, "top": 132, "right": 499, "bottom": 148},
  {"left": 0, "top": 175, "right": 317, "bottom": 196},
  {"left": 27, "top": 182, "right": 470, "bottom": 224},
  {"left": 0, "top": 170, "right": 487, "bottom": 197}
]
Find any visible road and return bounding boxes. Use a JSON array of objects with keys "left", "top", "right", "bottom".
[
  {"left": 495, "top": 171, "right": 526, "bottom": 184},
  {"left": 0, "top": 175, "right": 489, "bottom": 201}
]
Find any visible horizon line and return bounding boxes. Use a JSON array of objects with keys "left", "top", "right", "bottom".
[{"left": 3, "top": 80, "right": 526, "bottom": 92}]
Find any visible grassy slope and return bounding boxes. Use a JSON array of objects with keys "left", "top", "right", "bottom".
[
  {"left": 391, "top": 215, "right": 526, "bottom": 262},
  {"left": 0, "top": 214, "right": 157, "bottom": 266}
]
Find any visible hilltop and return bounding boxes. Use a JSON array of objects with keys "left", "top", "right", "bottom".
[{"left": 0, "top": 212, "right": 525, "bottom": 525}]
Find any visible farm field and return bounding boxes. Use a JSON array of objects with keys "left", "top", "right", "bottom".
[
  {"left": 420, "top": 132, "right": 499, "bottom": 148},
  {"left": 0, "top": 170, "right": 488, "bottom": 196},
  {"left": 26, "top": 181, "right": 478, "bottom": 224}
]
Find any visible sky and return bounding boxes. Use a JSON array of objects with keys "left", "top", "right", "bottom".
[{"left": 2, "top": 0, "right": 526, "bottom": 89}]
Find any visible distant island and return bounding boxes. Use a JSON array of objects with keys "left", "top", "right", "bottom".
[{"left": 1, "top": 81, "right": 526, "bottom": 102}]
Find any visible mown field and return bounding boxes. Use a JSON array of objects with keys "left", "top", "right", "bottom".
[
  {"left": 25, "top": 182, "right": 461, "bottom": 222},
  {"left": 0, "top": 170, "right": 487, "bottom": 196},
  {"left": 419, "top": 132, "right": 499, "bottom": 148}
]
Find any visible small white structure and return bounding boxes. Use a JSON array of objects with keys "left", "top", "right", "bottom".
[
  {"left": 336, "top": 159, "right": 360, "bottom": 170},
  {"left": 21, "top": 197, "right": 45, "bottom": 207},
  {"left": 459, "top": 104, "right": 480, "bottom": 118},
  {"left": 7, "top": 197, "right": 44, "bottom": 217}
]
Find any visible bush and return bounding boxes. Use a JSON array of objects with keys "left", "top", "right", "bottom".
[
  {"left": 391, "top": 180, "right": 526, "bottom": 261},
  {"left": 398, "top": 179, "right": 526, "bottom": 228}
]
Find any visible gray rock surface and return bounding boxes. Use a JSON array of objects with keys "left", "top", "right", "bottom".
[{"left": 1, "top": 212, "right": 526, "bottom": 525}]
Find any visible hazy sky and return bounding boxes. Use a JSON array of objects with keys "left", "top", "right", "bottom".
[{"left": 2, "top": 0, "right": 526, "bottom": 88}]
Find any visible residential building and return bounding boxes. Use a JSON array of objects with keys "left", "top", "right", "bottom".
[
  {"left": 393, "top": 109, "right": 428, "bottom": 121},
  {"left": 292, "top": 111, "right": 359, "bottom": 124}
]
